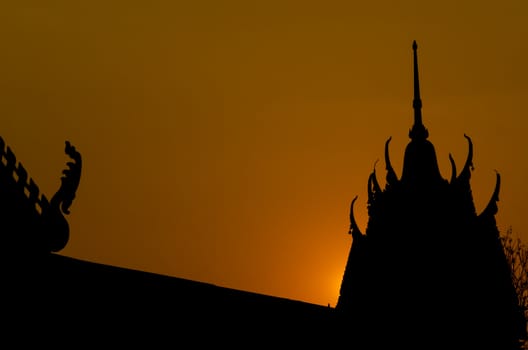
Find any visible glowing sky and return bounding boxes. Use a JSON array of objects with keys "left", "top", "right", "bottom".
[{"left": 1, "top": 1, "right": 527, "bottom": 306}]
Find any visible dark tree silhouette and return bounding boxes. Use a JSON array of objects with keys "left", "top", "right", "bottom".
[{"left": 501, "top": 227, "right": 528, "bottom": 348}]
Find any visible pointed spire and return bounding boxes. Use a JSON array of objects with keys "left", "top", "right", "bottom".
[
  {"left": 409, "top": 40, "right": 429, "bottom": 140},
  {"left": 412, "top": 41, "right": 422, "bottom": 123}
]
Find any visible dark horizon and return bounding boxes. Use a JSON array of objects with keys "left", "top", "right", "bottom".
[{"left": 1, "top": 1, "right": 526, "bottom": 308}]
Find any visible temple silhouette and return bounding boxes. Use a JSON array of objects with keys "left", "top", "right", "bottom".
[
  {"left": 1, "top": 42, "right": 526, "bottom": 348},
  {"left": 336, "top": 41, "right": 526, "bottom": 349}
]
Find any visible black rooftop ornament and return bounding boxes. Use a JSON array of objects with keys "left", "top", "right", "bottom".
[{"left": 0, "top": 137, "right": 82, "bottom": 255}]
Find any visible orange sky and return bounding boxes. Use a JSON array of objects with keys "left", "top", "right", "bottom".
[{"left": 0, "top": 1, "right": 527, "bottom": 307}]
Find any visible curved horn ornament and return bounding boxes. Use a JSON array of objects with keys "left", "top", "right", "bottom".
[
  {"left": 385, "top": 137, "right": 399, "bottom": 186},
  {"left": 369, "top": 171, "right": 382, "bottom": 195},
  {"left": 449, "top": 153, "right": 457, "bottom": 184},
  {"left": 479, "top": 171, "right": 501, "bottom": 218},
  {"left": 371, "top": 160, "right": 382, "bottom": 193},
  {"left": 458, "top": 134, "right": 473, "bottom": 182},
  {"left": 348, "top": 195, "right": 363, "bottom": 239},
  {"left": 368, "top": 161, "right": 382, "bottom": 203}
]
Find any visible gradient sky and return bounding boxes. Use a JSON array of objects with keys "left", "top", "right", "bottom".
[{"left": 1, "top": 1, "right": 527, "bottom": 307}]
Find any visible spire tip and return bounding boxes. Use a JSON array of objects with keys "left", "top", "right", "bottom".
[{"left": 410, "top": 39, "right": 427, "bottom": 139}]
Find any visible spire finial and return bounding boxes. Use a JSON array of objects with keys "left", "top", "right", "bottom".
[{"left": 409, "top": 40, "right": 428, "bottom": 140}]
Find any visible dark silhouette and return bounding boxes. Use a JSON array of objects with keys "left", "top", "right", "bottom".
[
  {"left": 2, "top": 41, "right": 525, "bottom": 348},
  {"left": 0, "top": 137, "right": 81, "bottom": 257},
  {"left": 502, "top": 227, "right": 528, "bottom": 348},
  {"left": 0, "top": 138, "right": 336, "bottom": 346},
  {"left": 336, "top": 41, "right": 527, "bottom": 349}
]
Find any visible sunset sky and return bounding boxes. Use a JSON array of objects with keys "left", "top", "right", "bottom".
[{"left": 1, "top": 1, "right": 527, "bottom": 307}]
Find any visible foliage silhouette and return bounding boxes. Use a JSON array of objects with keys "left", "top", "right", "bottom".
[{"left": 502, "top": 227, "right": 528, "bottom": 348}]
